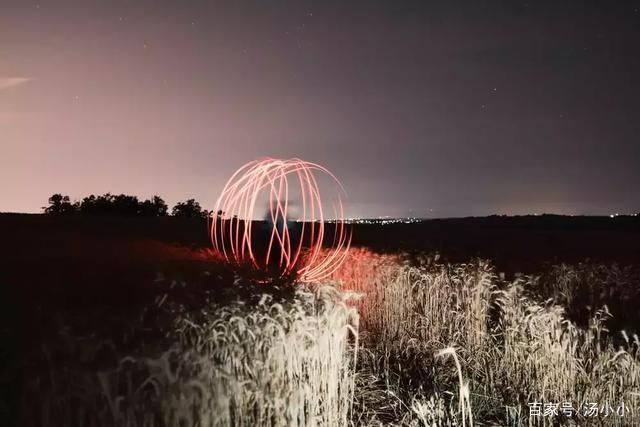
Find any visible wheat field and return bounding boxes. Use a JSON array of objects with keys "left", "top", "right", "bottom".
[{"left": 19, "top": 248, "right": 640, "bottom": 426}]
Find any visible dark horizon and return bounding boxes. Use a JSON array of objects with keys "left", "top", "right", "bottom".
[
  {"left": 3, "top": 207, "right": 639, "bottom": 221},
  {"left": 2, "top": 1, "right": 640, "bottom": 217}
]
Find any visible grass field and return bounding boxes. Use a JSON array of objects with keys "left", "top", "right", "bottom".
[{"left": 2, "top": 214, "right": 639, "bottom": 426}]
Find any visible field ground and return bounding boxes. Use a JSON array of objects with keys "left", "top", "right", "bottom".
[{"left": 1, "top": 213, "right": 639, "bottom": 425}]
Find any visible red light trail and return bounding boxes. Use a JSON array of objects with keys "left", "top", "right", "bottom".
[{"left": 211, "top": 158, "right": 352, "bottom": 282}]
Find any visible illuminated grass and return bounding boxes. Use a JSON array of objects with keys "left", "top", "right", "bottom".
[
  {"left": 20, "top": 250, "right": 640, "bottom": 426},
  {"left": 24, "top": 283, "right": 359, "bottom": 426},
  {"left": 333, "top": 249, "right": 640, "bottom": 425}
]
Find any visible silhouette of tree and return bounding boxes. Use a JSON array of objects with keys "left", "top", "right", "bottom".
[
  {"left": 44, "top": 193, "right": 205, "bottom": 218},
  {"left": 139, "top": 195, "right": 169, "bottom": 216},
  {"left": 79, "top": 193, "right": 113, "bottom": 214},
  {"left": 111, "top": 194, "right": 140, "bottom": 215},
  {"left": 79, "top": 194, "right": 107, "bottom": 214},
  {"left": 77, "top": 193, "right": 139, "bottom": 215},
  {"left": 172, "top": 199, "right": 205, "bottom": 218},
  {"left": 43, "top": 194, "right": 78, "bottom": 214}
]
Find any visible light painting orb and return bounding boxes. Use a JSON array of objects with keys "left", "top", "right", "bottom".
[{"left": 210, "top": 158, "right": 352, "bottom": 282}]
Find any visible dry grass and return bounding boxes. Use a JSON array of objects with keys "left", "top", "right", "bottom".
[
  {"left": 22, "top": 284, "right": 359, "bottom": 427},
  {"left": 18, "top": 248, "right": 640, "bottom": 426},
  {"left": 332, "top": 248, "right": 640, "bottom": 425}
]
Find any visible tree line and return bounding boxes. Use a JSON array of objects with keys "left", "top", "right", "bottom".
[{"left": 43, "top": 193, "right": 207, "bottom": 218}]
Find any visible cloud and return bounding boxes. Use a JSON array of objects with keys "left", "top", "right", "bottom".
[{"left": 0, "top": 77, "right": 30, "bottom": 90}]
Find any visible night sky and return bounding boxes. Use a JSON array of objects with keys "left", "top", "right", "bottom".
[{"left": 2, "top": 1, "right": 639, "bottom": 217}]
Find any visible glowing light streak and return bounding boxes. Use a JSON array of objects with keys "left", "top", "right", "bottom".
[{"left": 211, "top": 158, "right": 352, "bottom": 282}]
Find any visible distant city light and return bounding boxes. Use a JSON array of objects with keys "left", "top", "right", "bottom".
[{"left": 344, "top": 217, "right": 424, "bottom": 225}]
